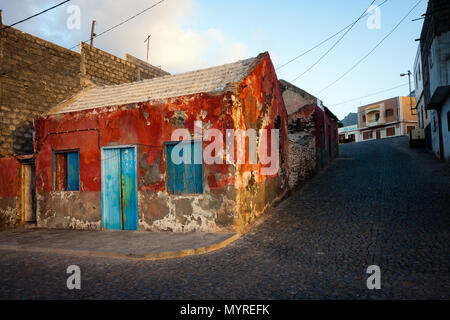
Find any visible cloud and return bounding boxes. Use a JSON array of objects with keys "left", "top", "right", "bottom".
[{"left": 1, "top": 0, "right": 249, "bottom": 74}]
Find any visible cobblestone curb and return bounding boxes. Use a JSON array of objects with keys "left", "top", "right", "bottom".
[{"left": 0, "top": 233, "right": 241, "bottom": 261}]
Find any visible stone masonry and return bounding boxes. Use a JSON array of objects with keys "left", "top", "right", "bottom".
[{"left": 0, "top": 12, "right": 169, "bottom": 157}]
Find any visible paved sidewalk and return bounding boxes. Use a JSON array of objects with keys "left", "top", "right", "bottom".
[{"left": 0, "top": 228, "right": 239, "bottom": 260}]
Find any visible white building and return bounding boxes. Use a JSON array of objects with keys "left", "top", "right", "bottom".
[
  {"left": 419, "top": 0, "right": 450, "bottom": 161},
  {"left": 338, "top": 124, "right": 359, "bottom": 143},
  {"left": 414, "top": 46, "right": 431, "bottom": 131}
]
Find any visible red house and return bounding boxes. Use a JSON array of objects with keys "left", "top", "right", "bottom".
[
  {"left": 279, "top": 80, "right": 338, "bottom": 188},
  {"left": 31, "top": 52, "right": 289, "bottom": 233}
]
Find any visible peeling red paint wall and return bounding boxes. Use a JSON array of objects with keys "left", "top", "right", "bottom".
[
  {"left": 33, "top": 53, "right": 289, "bottom": 232},
  {"left": 0, "top": 157, "right": 20, "bottom": 227},
  {"left": 231, "top": 53, "right": 290, "bottom": 232},
  {"left": 0, "top": 157, "right": 20, "bottom": 198},
  {"left": 236, "top": 53, "right": 289, "bottom": 180},
  {"left": 34, "top": 92, "right": 239, "bottom": 231}
]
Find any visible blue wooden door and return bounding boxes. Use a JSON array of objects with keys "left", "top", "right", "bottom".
[
  {"left": 102, "top": 147, "right": 137, "bottom": 230},
  {"left": 102, "top": 148, "right": 122, "bottom": 230},
  {"left": 120, "top": 148, "right": 137, "bottom": 231}
]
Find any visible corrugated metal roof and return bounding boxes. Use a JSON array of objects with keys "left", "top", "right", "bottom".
[{"left": 47, "top": 54, "right": 264, "bottom": 115}]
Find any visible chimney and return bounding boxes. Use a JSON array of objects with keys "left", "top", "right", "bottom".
[{"left": 0, "top": 10, "right": 3, "bottom": 27}]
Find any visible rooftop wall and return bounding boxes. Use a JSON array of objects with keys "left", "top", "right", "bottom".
[{"left": 0, "top": 19, "right": 169, "bottom": 157}]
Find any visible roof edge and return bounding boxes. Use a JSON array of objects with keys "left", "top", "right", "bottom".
[{"left": 43, "top": 86, "right": 97, "bottom": 116}]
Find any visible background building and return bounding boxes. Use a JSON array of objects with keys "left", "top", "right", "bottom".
[
  {"left": 414, "top": 45, "right": 432, "bottom": 148},
  {"left": 279, "top": 80, "right": 339, "bottom": 189},
  {"left": 338, "top": 124, "right": 359, "bottom": 143},
  {"left": 418, "top": 0, "right": 450, "bottom": 161},
  {"left": 357, "top": 96, "right": 417, "bottom": 141}
]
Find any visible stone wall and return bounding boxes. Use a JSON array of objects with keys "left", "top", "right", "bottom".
[
  {"left": 288, "top": 133, "right": 316, "bottom": 189},
  {"left": 0, "top": 19, "right": 169, "bottom": 157},
  {"left": 80, "top": 43, "right": 169, "bottom": 87},
  {"left": 0, "top": 24, "right": 82, "bottom": 156}
]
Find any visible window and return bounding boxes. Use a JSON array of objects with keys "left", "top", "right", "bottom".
[
  {"left": 53, "top": 151, "right": 79, "bottom": 191},
  {"left": 363, "top": 131, "right": 373, "bottom": 140},
  {"left": 375, "top": 113, "right": 380, "bottom": 121},
  {"left": 421, "top": 109, "right": 424, "bottom": 128},
  {"left": 362, "top": 115, "right": 366, "bottom": 122},
  {"left": 386, "top": 127, "right": 395, "bottom": 137},
  {"left": 165, "top": 140, "right": 203, "bottom": 195},
  {"left": 386, "top": 109, "right": 393, "bottom": 117}
]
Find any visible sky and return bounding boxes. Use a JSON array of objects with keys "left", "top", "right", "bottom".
[{"left": 0, "top": 0, "right": 428, "bottom": 119}]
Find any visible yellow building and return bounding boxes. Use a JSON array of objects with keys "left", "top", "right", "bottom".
[{"left": 358, "top": 96, "right": 417, "bottom": 141}]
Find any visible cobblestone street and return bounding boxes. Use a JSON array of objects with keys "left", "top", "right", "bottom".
[{"left": 0, "top": 136, "right": 449, "bottom": 299}]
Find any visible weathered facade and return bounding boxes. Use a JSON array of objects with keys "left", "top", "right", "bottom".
[
  {"left": 0, "top": 157, "right": 20, "bottom": 227},
  {"left": 33, "top": 52, "right": 289, "bottom": 233},
  {"left": 279, "top": 80, "right": 339, "bottom": 189},
  {"left": 418, "top": 0, "right": 450, "bottom": 161},
  {"left": 357, "top": 96, "right": 418, "bottom": 141},
  {"left": 0, "top": 12, "right": 169, "bottom": 227}
]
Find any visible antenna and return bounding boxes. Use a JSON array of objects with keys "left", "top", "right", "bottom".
[
  {"left": 90, "top": 20, "right": 96, "bottom": 47},
  {"left": 144, "top": 34, "right": 151, "bottom": 63}
]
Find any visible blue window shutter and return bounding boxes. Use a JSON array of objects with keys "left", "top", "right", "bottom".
[
  {"left": 194, "top": 162, "right": 203, "bottom": 194},
  {"left": 166, "top": 144, "right": 175, "bottom": 194},
  {"left": 185, "top": 141, "right": 203, "bottom": 194},
  {"left": 166, "top": 141, "right": 203, "bottom": 195},
  {"left": 185, "top": 142, "right": 195, "bottom": 194},
  {"left": 67, "top": 151, "right": 79, "bottom": 191},
  {"left": 166, "top": 143, "right": 184, "bottom": 195},
  {"left": 193, "top": 141, "right": 203, "bottom": 193}
]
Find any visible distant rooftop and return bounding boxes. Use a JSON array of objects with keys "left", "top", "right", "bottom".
[{"left": 46, "top": 53, "right": 265, "bottom": 115}]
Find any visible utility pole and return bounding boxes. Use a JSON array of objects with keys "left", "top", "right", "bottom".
[
  {"left": 144, "top": 35, "right": 151, "bottom": 63},
  {"left": 90, "top": 20, "right": 96, "bottom": 48},
  {"left": 400, "top": 70, "right": 414, "bottom": 115}
]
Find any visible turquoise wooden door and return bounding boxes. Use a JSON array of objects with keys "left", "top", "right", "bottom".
[
  {"left": 102, "top": 148, "right": 122, "bottom": 230},
  {"left": 120, "top": 148, "right": 138, "bottom": 230},
  {"left": 101, "top": 147, "right": 138, "bottom": 230}
]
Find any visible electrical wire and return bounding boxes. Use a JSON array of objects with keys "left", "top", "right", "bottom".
[
  {"left": 329, "top": 83, "right": 409, "bottom": 107},
  {"left": 315, "top": 0, "right": 424, "bottom": 95},
  {"left": 1, "top": 0, "right": 166, "bottom": 77},
  {"left": 276, "top": 0, "right": 388, "bottom": 71},
  {"left": 0, "top": 0, "right": 71, "bottom": 31},
  {"left": 291, "top": 0, "right": 376, "bottom": 82}
]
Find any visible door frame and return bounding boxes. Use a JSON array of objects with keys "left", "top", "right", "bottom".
[
  {"left": 101, "top": 145, "right": 138, "bottom": 230},
  {"left": 19, "top": 158, "right": 36, "bottom": 223},
  {"left": 376, "top": 129, "right": 381, "bottom": 140}
]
